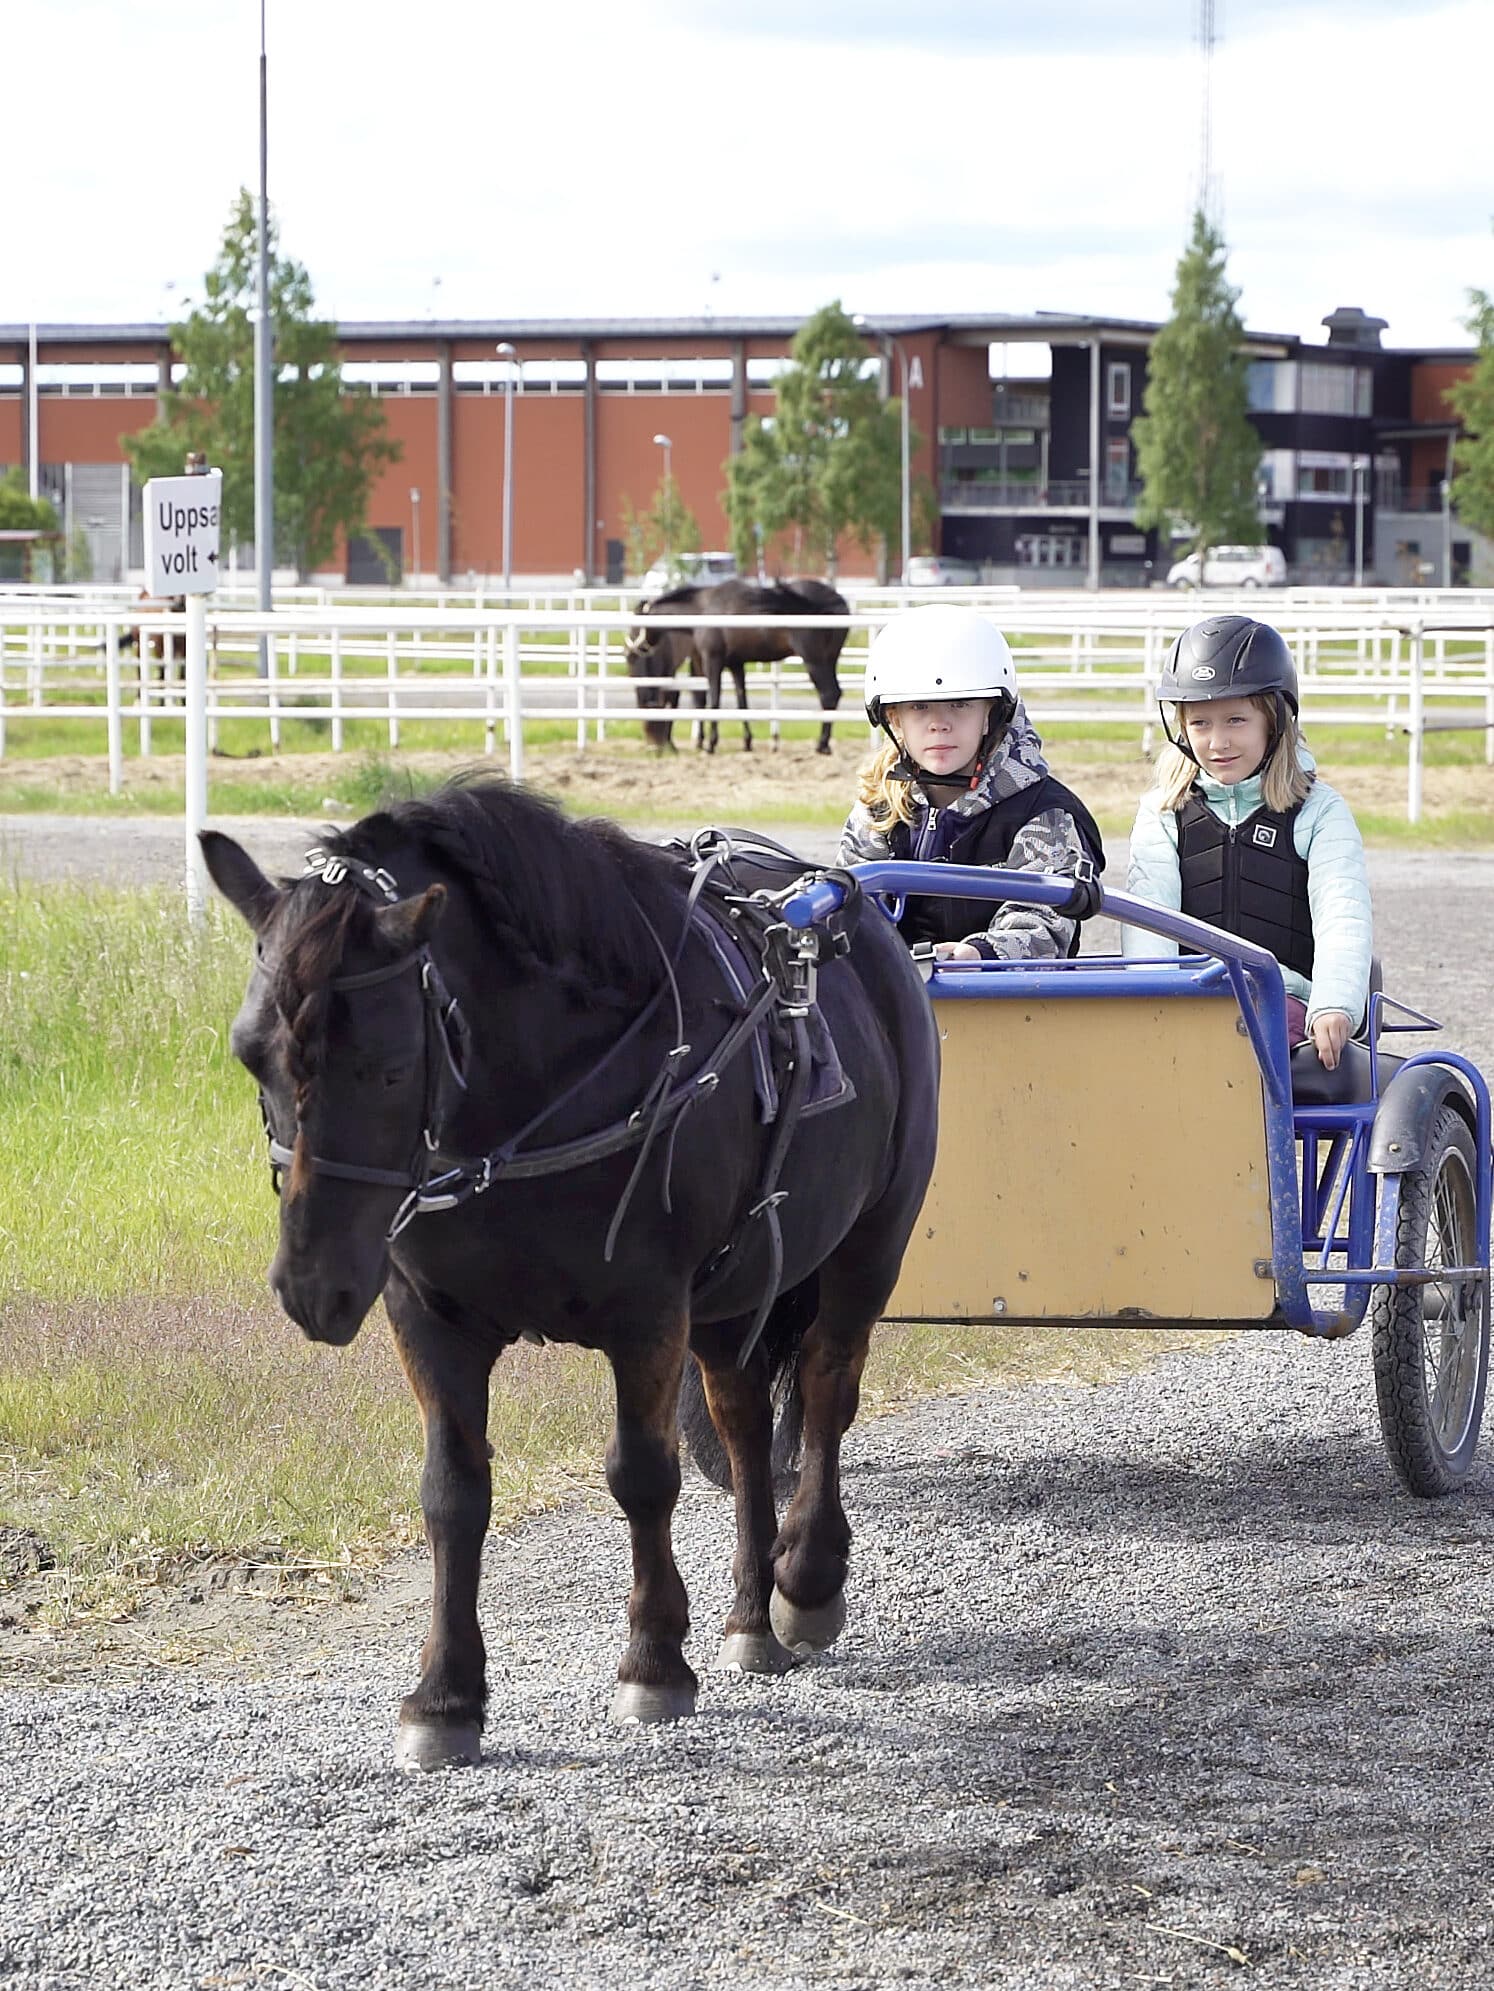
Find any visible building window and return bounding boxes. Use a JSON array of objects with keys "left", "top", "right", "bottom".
[
  {"left": 1106, "top": 362, "right": 1131, "bottom": 418},
  {"left": 1015, "top": 532, "right": 1085, "bottom": 569},
  {"left": 938, "top": 427, "right": 968, "bottom": 445},
  {"left": 1105, "top": 438, "right": 1130, "bottom": 501},
  {"left": 1299, "top": 362, "right": 1371, "bottom": 418},
  {"left": 1297, "top": 451, "right": 1353, "bottom": 498}
]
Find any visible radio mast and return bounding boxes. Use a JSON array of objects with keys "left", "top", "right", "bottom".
[{"left": 1196, "top": 0, "right": 1220, "bottom": 219}]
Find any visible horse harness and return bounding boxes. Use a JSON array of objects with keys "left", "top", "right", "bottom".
[{"left": 259, "top": 834, "right": 861, "bottom": 1366}]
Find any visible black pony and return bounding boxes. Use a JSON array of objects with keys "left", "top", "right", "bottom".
[
  {"left": 625, "top": 577, "right": 850, "bottom": 755},
  {"left": 203, "top": 778, "right": 939, "bottom": 1771}
]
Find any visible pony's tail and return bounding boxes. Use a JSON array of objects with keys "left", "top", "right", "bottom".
[{"left": 679, "top": 1275, "right": 815, "bottom": 1491}]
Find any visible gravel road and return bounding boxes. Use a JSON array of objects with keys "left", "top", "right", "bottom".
[{"left": 4, "top": 819, "right": 1494, "bottom": 1988}]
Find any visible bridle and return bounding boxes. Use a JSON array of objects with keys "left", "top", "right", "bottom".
[{"left": 260, "top": 850, "right": 472, "bottom": 1235}]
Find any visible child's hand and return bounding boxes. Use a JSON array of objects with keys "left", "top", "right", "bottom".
[
  {"left": 1311, "top": 1010, "right": 1353, "bottom": 1070},
  {"left": 934, "top": 941, "right": 983, "bottom": 962}
]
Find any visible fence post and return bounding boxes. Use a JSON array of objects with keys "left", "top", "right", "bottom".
[
  {"left": 1407, "top": 622, "right": 1424, "bottom": 825},
  {"left": 105, "top": 620, "right": 122, "bottom": 795},
  {"left": 386, "top": 629, "right": 399, "bottom": 750},
  {"left": 1486, "top": 630, "right": 1494, "bottom": 768},
  {"left": 331, "top": 629, "right": 344, "bottom": 753},
  {"left": 267, "top": 629, "right": 281, "bottom": 753},
  {"left": 505, "top": 620, "right": 523, "bottom": 780},
  {"left": 575, "top": 622, "right": 587, "bottom": 752},
  {"left": 485, "top": 624, "right": 497, "bottom": 756}
]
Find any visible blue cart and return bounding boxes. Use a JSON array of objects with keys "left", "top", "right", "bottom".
[{"left": 782, "top": 862, "right": 1492, "bottom": 1499}]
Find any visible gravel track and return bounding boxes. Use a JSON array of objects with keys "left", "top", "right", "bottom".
[{"left": 4, "top": 821, "right": 1494, "bottom": 1987}]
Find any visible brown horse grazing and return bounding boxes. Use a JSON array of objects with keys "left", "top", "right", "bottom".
[
  {"left": 201, "top": 780, "right": 939, "bottom": 1771},
  {"left": 625, "top": 578, "right": 850, "bottom": 755}
]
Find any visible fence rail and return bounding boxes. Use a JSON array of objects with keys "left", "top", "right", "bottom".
[{"left": 3, "top": 592, "right": 1494, "bottom": 824}]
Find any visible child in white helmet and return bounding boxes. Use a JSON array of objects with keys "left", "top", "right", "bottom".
[{"left": 839, "top": 605, "right": 1105, "bottom": 960}]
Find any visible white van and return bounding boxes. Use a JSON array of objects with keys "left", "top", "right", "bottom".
[{"left": 1166, "top": 544, "right": 1287, "bottom": 589}]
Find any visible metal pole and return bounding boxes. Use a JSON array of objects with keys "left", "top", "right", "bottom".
[
  {"left": 653, "top": 433, "right": 673, "bottom": 569},
  {"left": 1443, "top": 431, "right": 1455, "bottom": 588},
  {"left": 185, "top": 592, "right": 209, "bottom": 923},
  {"left": 898, "top": 344, "right": 911, "bottom": 581},
  {"left": 496, "top": 342, "right": 516, "bottom": 593},
  {"left": 1353, "top": 459, "right": 1365, "bottom": 587},
  {"left": 254, "top": 0, "right": 273, "bottom": 673},
  {"left": 1087, "top": 339, "right": 1101, "bottom": 591},
  {"left": 410, "top": 487, "right": 421, "bottom": 586},
  {"left": 27, "top": 322, "right": 38, "bottom": 500}
]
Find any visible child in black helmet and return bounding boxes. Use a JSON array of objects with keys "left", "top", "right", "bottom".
[
  {"left": 839, "top": 605, "right": 1104, "bottom": 960},
  {"left": 1124, "top": 614, "right": 1371, "bottom": 1069}
]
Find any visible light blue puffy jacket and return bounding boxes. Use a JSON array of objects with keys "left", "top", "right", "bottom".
[{"left": 1122, "top": 748, "right": 1372, "bottom": 1029}]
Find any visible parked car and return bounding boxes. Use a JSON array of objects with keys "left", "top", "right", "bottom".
[
  {"left": 903, "top": 555, "right": 983, "bottom": 587},
  {"left": 640, "top": 550, "right": 738, "bottom": 593},
  {"left": 1165, "top": 544, "right": 1287, "bottom": 589}
]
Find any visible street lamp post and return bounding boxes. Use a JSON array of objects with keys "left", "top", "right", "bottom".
[
  {"left": 1442, "top": 431, "right": 1455, "bottom": 588},
  {"left": 853, "top": 316, "right": 911, "bottom": 582},
  {"left": 1352, "top": 456, "right": 1368, "bottom": 588},
  {"left": 410, "top": 487, "right": 422, "bottom": 587},
  {"left": 496, "top": 342, "right": 517, "bottom": 591},
  {"left": 652, "top": 432, "right": 673, "bottom": 570}
]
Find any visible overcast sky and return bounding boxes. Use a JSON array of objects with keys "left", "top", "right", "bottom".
[{"left": 7, "top": 0, "right": 1490, "bottom": 350}]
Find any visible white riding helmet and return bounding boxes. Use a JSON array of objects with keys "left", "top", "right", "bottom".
[{"left": 863, "top": 606, "right": 1018, "bottom": 729}]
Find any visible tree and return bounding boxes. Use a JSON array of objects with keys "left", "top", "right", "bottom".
[
  {"left": 126, "top": 190, "right": 401, "bottom": 581},
  {"left": 723, "top": 302, "right": 907, "bottom": 577},
  {"left": 619, "top": 478, "right": 702, "bottom": 581},
  {"left": 1447, "top": 289, "right": 1494, "bottom": 539},
  {"left": 0, "top": 470, "right": 60, "bottom": 581},
  {"left": 1133, "top": 211, "right": 1263, "bottom": 570}
]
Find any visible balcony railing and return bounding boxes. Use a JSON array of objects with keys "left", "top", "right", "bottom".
[{"left": 941, "top": 479, "right": 1145, "bottom": 511}]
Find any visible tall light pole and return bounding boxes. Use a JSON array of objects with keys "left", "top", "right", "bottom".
[
  {"left": 27, "top": 321, "right": 38, "bottom": 501},
  {"left": 496, "top": 342, "right": 516, "bottom": 591},
  {"left": 1352, "top": 455, "right": 1368, "bottom": 587},
  {"left": 652, "top": 432, "right": 673, "bottom": 570},
  {"left": 1443, "top": 431, "right": 1456, "bottom": 588},
  {"left": 254, "top": 0, "right": 273, "bottom": 674},
  {"left": 853, "top": 316, "right": 911, "bottom": 581},
  {"left": 410, "top": 487, "right": 422, "bottom": 586}
]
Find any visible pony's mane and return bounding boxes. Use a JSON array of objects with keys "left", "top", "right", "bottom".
[
  {"left": 316, "top": 774, "right": 687, "bottom": 1007},
  {"left": 643, "top": 584, "right": 701, "bottom": 611}
]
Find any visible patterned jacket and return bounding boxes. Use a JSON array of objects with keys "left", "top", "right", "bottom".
[
  {"left": 1122, "top": 747, "right": 1372, "bottom": 1028},
  {"left": 837, "top": 700, "right": 1099, "bottom": 960}
]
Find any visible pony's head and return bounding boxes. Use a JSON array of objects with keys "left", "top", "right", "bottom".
[{"left": 203, "top": 830, "right": 451, "bottom": 1346}]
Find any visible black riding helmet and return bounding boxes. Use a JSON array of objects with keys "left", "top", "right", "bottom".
[{"left": 1158, "top": 615, "right": 1300, "bottom": 768}]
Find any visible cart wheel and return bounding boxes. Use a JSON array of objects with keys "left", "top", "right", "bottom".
[{"left": 1370, "top": 1105, "right": 1489, "bottom": 1496}]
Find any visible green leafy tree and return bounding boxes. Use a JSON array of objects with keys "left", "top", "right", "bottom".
[
  {"left": 1133, "top": 211, "right": 1263, "bottom": 569},
  {"left": 620, "top": 479, "right": 702, "bottom": 582},
  {"left": 1447, "top": 287, "right": 1494, "bottom": 538},
  {"left": 126, "top": 190, "right": 401, "bottom": 581},
  {"left": 0, "top": 470, "right": 59, "bottom": 580},
  {"left": 723, "top": 301, "right": 908, "bottom": 577}
]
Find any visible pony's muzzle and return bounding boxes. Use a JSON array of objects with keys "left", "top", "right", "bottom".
[{"left": 270, "top": 1252, "right": 380, "bottom": 1346}]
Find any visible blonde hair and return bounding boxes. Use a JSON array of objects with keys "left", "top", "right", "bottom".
[
  {"left": 856, "top": 737, "right": 918, "bottom": 829},
  {"left": 1154, "top": 695, "right": 1313, "bottom": 814}
]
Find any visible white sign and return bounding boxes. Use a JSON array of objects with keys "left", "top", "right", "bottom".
[{"left": 144, "top": 472, "right": 223, "bottom": 595}]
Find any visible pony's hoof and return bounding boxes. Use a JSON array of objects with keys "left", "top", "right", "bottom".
[
  {"left": 716, "top": 1630, "right": 800, "bottom": 1675},
  {"left": 394, "top": 1720, "right": 482, "bottom": 1772},
  {"left": 769, "top": 1585, "right": 847, "bottom": 1655},
  {"left": 610, "top": 1681, "right": 697, "bottom": 1724}
]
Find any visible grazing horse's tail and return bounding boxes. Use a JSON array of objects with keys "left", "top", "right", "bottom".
[{"left": 680, "top": 1275, "right": 815, "bottom": 1490}]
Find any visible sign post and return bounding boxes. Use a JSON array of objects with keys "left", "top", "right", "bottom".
[{"left": 143, "top": 463, "right": 222, "bottom": 924}]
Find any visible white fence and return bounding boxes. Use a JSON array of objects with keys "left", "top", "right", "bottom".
[{"left": 4, "top": 587, "right": 1494, "bottom": 824}]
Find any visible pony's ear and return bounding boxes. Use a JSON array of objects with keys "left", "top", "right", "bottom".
[
  {"left": 199, "top": 830, "right": 282, "bottom": 933},
  {"left": 375, "top": 883, "right": 447, "bottom": 954}
]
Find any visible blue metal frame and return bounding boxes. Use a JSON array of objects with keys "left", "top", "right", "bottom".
[{"left": 781, "top": 861, "right": 1493, "bottom": 1339}]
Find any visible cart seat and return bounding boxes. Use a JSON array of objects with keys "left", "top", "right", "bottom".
[{"left": 1290, "top": 1039, "right": 1403, "bottom": 1106}]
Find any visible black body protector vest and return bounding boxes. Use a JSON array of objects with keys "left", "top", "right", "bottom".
[{"left": 1176, "top": 788, "right": 1314, "bottom": 980}]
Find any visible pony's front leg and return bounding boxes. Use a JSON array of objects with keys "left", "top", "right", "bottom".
[
  {"left": 386, "top": 1277, "right": 497, "bottom": 1771},
  {"left": 606, "top": 1315, "right": 697, "bottom": 1722},
  {"left": 691, "top": 1324, "right": 798, "bottom": 1677}
]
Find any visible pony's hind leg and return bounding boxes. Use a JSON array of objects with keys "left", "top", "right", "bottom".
[
  {"left": 386, "top": 1274, "right": 497, "bottom": 1772},
  {"left": 606, "top": 1313, "right": 698, "bottom": 1722},
  {"left": 690, "top": 1322, "right": 798, "bottom": 1678},
  {"left": 767, "top": 1249, "right": 891, "bottom": 1657}
]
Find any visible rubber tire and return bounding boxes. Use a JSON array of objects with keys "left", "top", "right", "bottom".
[{"left": 1370, "top": 1106, "right": 1489, "bottom": 1496}]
